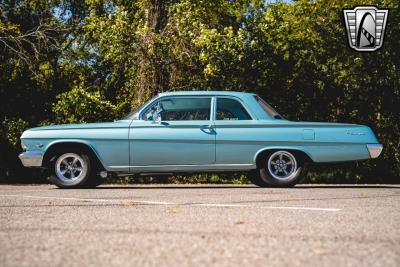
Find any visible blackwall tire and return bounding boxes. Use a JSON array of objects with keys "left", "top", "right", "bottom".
[
  {"left": 50, "top": 152, "right": 92, "bottom": 189},
  {"left": 250, "top": 150, "right": 307, "bottom": 188}
]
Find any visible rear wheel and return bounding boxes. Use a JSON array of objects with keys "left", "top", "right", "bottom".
[
  {"left": 50, "top": 151, "right": 101, "bottom": 188},
  {"left": 250, "top": 150, "right": 307, "bottom": 187}
]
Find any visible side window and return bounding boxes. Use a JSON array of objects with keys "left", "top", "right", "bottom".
[
  {"left": 143, "top": 97, "right": 211, "bottom": 121},
  {"left": 216, "top": 98, "right": 252, "bottom": 120}
]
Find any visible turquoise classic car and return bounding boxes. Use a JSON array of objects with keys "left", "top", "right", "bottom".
[{"left": 19, "top": 91, "right": 383, "bottom": 188}]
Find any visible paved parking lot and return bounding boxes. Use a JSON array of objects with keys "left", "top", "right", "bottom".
[{"left": 0, "top": 184, "right": 399, "bottom": 267}]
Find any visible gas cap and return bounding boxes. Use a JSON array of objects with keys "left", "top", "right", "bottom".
[{"left": 302, "top": 129, "right": 315, "bottom": 140}]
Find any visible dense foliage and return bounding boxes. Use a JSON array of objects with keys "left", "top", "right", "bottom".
[{"left": 0, "top": 0, "right": 399, "bottom": 183}]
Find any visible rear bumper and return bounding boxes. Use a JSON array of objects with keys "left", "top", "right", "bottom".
[
  {"left": 19, "top": 151, "right": 44, "bottom": 167},
  {"left": 366, "top": 144, "right": 383, "bottom": 159}
]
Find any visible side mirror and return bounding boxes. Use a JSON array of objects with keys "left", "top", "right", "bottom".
[
  {"left": 146, "top": 102, "right": 164, "bottom": 123},
  {"left": 146, "top": 113, "right": 154, "bottom": 121},
  {"left": 153, "top": 111, "right": 162, "bottom": 123}
]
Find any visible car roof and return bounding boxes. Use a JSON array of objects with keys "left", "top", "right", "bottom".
[{"left": 158, "top": 90, "right": 256, "bottom": 98}]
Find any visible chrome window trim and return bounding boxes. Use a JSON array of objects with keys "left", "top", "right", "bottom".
[
  {"left": 214, "top": 96, "right": 256, "bottom": 121},
  {"left": 210, "top": 96, "right": 216, "bottom": 122},
  {"left": 138, "top": 95, "right": 214, "bottom": 121}
]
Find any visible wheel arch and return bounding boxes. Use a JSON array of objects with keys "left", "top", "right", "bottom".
[
  {"left": 254, "top": 147, "right": 314, "bottom": 167},
  {"left": 43, "top": 140, "right": 105, "bottom": 170}
]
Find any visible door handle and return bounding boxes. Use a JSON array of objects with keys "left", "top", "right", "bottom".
[{"left": 200, "top": 125, "right": 215, "bottom": 133}]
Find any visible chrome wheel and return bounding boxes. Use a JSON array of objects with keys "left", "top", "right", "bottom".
[
  {"left": 55, "top": 153, "right": 88, "bottom": 184},
  {"left": 267, "top": 151, "right": 298, "bottom": 181}
]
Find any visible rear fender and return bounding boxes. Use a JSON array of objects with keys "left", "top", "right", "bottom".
[{"left": 253, "top": 146, "right": 314, "bottom": 164}]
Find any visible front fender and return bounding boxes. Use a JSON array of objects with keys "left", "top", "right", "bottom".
[{"left": 44, "top": 139, "right": 104, "bottom": 167}]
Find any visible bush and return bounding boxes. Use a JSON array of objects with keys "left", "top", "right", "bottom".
[
  {"left": 53, "top": 85, "right": 118, "bottom": 124},
  {"left": 0, "top": 118, "right": 46, "bottom": 182},
  {"left": 1, "top": 118, "right": 29, "bottom": 149}
]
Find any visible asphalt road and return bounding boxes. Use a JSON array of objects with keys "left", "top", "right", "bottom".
[{"left": 0, "top": 184, "right": 399, "bottom": 267}]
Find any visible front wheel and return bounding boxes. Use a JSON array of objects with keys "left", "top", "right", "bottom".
[
  {"left": 50, "top": 152, "right": 96, "bottom": 188},
  {"left": 250, "top": 150, "right": 307, "bottom": 187}
]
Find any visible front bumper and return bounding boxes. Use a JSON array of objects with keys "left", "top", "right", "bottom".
[
  {"left": 366, "top": 144, "right": 383, "bottom": 159},
  {"left": 19, "top": 151, "right": 44, "bottom": 167}
]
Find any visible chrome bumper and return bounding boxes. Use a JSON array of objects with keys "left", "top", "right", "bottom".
[
  {"left": 366, "top": 144, "right": 383, "bottom": 159},
  {"left": 19, "top": 151, "right": 44, "bottom": 167}
]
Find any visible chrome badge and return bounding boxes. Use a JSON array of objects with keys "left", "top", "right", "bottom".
[{"left": 343, "top": 6, "right": 389, "bottom": 52}]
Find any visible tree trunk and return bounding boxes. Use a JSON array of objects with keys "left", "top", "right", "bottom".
[{"left": 134, "top": 0, "right": 169, "bottom": 107}]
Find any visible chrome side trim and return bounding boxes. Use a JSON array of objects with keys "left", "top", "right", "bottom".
[
  {"left": 109, "top": 164, "right": 254, "bottom": 168},
  {"left": 366, "top": 144, "right": 383, "bottom": 159},
  {"left": 108, "top": 163, "right": 256, "bottom": 173},
  {"left": 18, "top": 151, "right": 44, "bottom": 167}
]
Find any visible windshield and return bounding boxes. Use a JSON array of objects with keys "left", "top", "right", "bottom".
[
  {"left": 122, "top": 102, "right": 147, "bottom": 120},
  {"left": 255, "top": 95, "right": 284, "bottom": 119},
  {"left": 122, "top": 96, "right": 160, "bottom": 120}
]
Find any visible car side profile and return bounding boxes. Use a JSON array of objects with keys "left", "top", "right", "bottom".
[{"left": 19, "top": 91, "right": 383, "bottom": 188}]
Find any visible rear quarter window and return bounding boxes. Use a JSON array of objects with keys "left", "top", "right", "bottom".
[{"left": 216, "top": 98, "right": 252, "bottom": 120}]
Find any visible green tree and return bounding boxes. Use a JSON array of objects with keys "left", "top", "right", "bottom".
[{"left": 1, "top": 0, "right": 399, "bottom": 182}]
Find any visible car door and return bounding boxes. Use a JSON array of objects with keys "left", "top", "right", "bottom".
[
  {"left": 214, "top": 97, "right": 256, "bottom": 165},
  {"left": 129, "top": 96, "right": 215, "bottom": 170}
]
